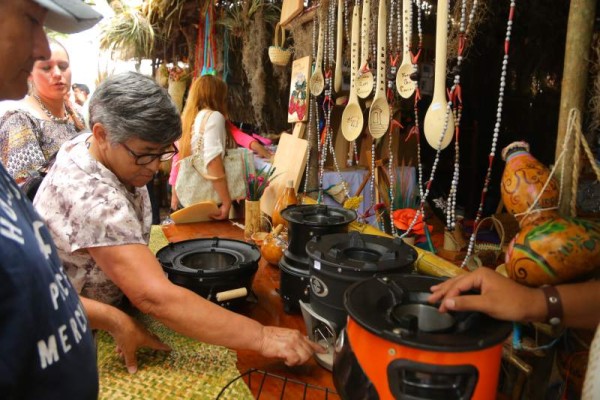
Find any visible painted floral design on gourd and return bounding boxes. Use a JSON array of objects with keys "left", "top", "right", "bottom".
[{"left": 507, "top": 214, "right": 600, "bottom": 286}]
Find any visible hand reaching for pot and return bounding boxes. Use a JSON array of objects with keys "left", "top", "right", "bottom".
[{"left": 258, "top": 326, "right": 326, "bottom": 366}]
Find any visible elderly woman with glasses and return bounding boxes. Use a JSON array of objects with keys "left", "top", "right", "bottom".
[{"left": 34, "top": 72, "right": 323, "bottom": 366}]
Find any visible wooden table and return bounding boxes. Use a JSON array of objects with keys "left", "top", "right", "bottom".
[{"left": 162, "top": 220, "right": 340, "bottom": 400}]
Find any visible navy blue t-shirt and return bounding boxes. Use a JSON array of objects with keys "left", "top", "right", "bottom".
[{"left": 0, "top": 163, "right": 98, "bottom": 399}]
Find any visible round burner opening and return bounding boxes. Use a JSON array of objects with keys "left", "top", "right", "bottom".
[
  {"left": 392, "top": 304, "right": 455, "bottom": 333},
  {"left": 343, "top": 247, "right": 381, "bottom": 263},
  {"left": 181, "top": 252, "right": 236, "bottom": 271},
  {"left": 304, "top": 214, "right": 333, "bottom": 224}
]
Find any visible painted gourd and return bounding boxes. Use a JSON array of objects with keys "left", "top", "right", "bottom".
[
  {"left": 260, "top": 225, "right": 287, "bottom": 266},
  {"left": 505, "top": 211, "right": 600, "bottom": 286},
  {"left": 500, "top": 141, "right": 559, "bottom": 222},
  {"left": 261, "top": 234, "right": 285, "bottom": 265}
]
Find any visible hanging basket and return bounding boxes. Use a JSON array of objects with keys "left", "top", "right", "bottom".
[
  {"left": 168, "top": 79, "right": 187, "bottom": 112},
  {"left": 464, "top": 215, "right": 506, "bottom": 270},
  {"left": 269, "top": 23, "right": 292, "bottom": 66}
]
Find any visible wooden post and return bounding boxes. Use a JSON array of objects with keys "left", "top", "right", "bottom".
[{"left": 555, "top": 0, "right": 597, "bottom": 214}]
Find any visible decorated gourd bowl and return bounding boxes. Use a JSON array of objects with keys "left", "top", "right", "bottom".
[
  {"left": 505, "top": 211, "right": 600, "bottom": 286},
  {"left": 501, "top": 141, "right": 559, "bottom": 222}
]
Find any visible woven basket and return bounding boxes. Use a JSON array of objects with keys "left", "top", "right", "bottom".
[
  {"left": 472, "top": 215, "right": 506, "bottom": 268},
  {"left": 168, "top": 79, "right": 187, "bottom": 112},
  {"left": 269, "top": 23, "right": 292, "bottom": 66}
]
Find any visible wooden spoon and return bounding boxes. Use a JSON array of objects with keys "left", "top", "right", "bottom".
[
  {"left": 423, "top": 0, "right": 454, "bottom": 150},
  {"left": 367, "top": 0, "right": 389, "bottom": 139},
  {"left": 341, "top": 5, "right": 364, "bottom": 141},
  {"left": 396, "top": 0, "right": 417, "bottom": 98},
  {"left": 355, "top": 0, "right": 374, "bottom": 99},
  {"left": 334, "top": 0, "right": 343, "bottom": 94},
  {"left": 310, "top": 14, "right": 325, "bottom": 96}
]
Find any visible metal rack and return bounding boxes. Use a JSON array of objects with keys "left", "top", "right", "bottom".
[{"left": 217, "top": 368, "right": 340, "bottom": 400}]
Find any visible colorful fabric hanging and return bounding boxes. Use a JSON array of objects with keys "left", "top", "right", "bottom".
[
  {"left": 201, "top": 4, "right": 217, "bottom": 77},
  {"left": 193, "top": 2, "right": 218, "bottom": 78}
]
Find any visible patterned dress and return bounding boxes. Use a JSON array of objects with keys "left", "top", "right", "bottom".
[
  {"left": 33, "top": 133, "right": 152, "bottom": 305},
  {"left": 0, "top": 108, "right": 80, "bottom": 181}
]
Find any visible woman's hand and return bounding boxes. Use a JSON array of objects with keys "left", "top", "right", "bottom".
[
  {"left": 250, "top": 141, "right": 273, "bottom": 160},
  {"left": 170, "top": 187, "right": 179, "bottom": 212},
  {"left": 257, "top": 326, "right": 326, "bottom": 366},
  {"left": 81, "top": 297, "right": 171, "bottom": 373},
  {"left": 109, "top": 312, "right": 171, "bottom": 374},
  {"left": 210, "top": 201, "right": 231, "bottom": 220},
  {"left": 428, "top": 267, "right": 546, "bottom": 323}
]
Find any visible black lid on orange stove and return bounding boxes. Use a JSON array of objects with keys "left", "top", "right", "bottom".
[{"left": 344, "top": 274, "right": 512, "bottom": 352}]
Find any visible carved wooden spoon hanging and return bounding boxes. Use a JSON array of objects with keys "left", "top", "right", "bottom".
[
  {"left": 334, "top": 0, "right": 343, "bottom": 94},
  {"left": 341, "top": 5, "right": 363, "bottom": 141},
  {"left": 310, "top": 11, "right": 325, "bottom": 96},
  {"left": 356, "top": 0, "right": 374, "bottom": 99},
  {"left": 423, "top": 0, "right": 454, "bottom": 150},
  {"left": 367, "top": 0, "right": 389, "bottom": 139},
  {"left": 396, "top": 0, "right": 417, "bottom": 98}
]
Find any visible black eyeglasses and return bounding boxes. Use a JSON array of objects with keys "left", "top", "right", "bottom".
[{"left": 120, "top": 142, "right": 178, "bottom": 165}]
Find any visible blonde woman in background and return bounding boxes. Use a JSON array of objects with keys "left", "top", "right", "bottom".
[
  {"left": 177, "top": 75, "right": 236, "bottom": 219},
  {"left": 171, "top": 75, "right": 273, "bottom": 215}
]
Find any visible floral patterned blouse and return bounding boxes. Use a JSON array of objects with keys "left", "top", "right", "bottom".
[
  {"left": 0, "top": 108, "right": 80, "bottom": 181},
  {"left": 33, "top": 133, "right": 152, "bottom": 305}
]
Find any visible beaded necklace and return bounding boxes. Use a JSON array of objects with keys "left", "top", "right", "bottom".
[
  {"left": 412, "top": 0, "right": 425, "bottom": 211},
  {"left": 344, "top": 0, "right": 351, "bottom": 46},
  {"left": 346, "top": 0, "right": 360, "bottom": 168},
  {"left": 317, "top": 0, "right": 350, "bottom": 202},
  {"left": 304, "top": 12, "right": 320, "bottom": 197},
  {"left": 399, "top": 0, "right": 478, "bottom": 239},
  {"left": 398, "top": 0, "right": 451, "bottom": 240},
  {"left": 445, "top": 0, "right": 479, "bottom": 231},
  {"left": 386, "top": 0, "right": 399, "bottom": 234},
  {"left": 33, "top": 94, "right": 70, "bottom": 124},
  {"left": 461, "top": 0, "right": 515, "bottom": 269}
]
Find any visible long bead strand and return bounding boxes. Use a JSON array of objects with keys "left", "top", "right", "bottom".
[{"left": 461, "top": 0, "right": 515, "bottom": 269}]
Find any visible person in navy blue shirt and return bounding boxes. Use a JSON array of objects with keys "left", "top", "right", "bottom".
[{"left": 0, "top": 1, "right": 168, "bottom": 398}]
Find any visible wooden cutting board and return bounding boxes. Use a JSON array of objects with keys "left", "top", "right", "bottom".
[
  {"left": 170, "top": 201, "right": 219, "bottom": 224},
  {"left": 280, "top": 0, "right": 304, "bottom": 27},
  {"left": 261, "top": 124, "right": 308, "bottom": 217}
]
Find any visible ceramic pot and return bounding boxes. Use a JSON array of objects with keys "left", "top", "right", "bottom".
[
  {"left": 505, "top": 211, "right": 600, "bottom": 286},
  {"left": 500, "top": 141, "right": 559, "bottom": 222}
]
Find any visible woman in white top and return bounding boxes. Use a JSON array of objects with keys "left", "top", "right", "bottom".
[{"left": 178, "top": 75, "right": 235, "bottom": 219}]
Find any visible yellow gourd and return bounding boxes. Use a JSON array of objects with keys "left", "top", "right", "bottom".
[{"left": 260, "top": 224, "right": 286, "bottom": 265}]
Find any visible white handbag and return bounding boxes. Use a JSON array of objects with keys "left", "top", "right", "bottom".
[{"left": 175, "top": 111, "right": 254, "bottom": 207}]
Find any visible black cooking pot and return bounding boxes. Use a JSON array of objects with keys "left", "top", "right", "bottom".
[
  {"left": 278, "top": 204, "right": 356, "bottom": 313},
  {"left": 306, "top": 232, "right": 416, "bottom": 330},
  {"left": 281, "top": 204, "right": 357, "bottom": 261},
  {"left": 157, "top": 237, "right": 260, "bottom": 308}
]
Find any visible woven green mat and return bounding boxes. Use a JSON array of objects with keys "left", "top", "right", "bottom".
[
  {"left": 149, "top": 225, "right": 170, "bottom": 255},
  {"left": 95, "top": 226, "right": 254, "bottom": 399}
]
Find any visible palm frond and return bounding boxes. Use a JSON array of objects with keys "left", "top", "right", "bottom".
[{"left": 100, "top": 1, "right": 156, "bottom": 60}]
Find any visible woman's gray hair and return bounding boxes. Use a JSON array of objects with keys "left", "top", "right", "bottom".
[{"left": 88, "top": 72, "right": 181, "bottom": 144}]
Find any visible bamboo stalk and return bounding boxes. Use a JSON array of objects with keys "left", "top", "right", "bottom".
[{"left": 555, "top": 0, "right": 597, "bottom": 214}]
